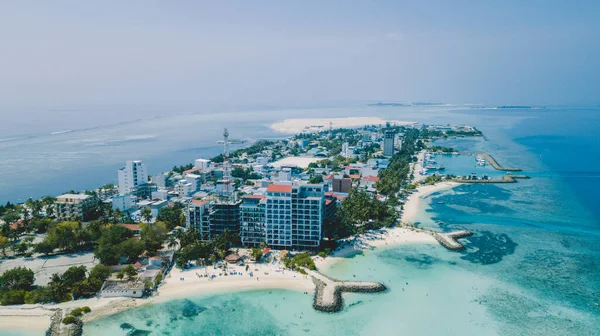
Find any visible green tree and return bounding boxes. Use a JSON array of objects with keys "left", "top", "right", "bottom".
[
  {"left": 0, "top": 235, "right": 9, "bottom": 257},
  {"left": 309, "top": 175, "right": 324, "bottom": 184},
  {"left": 250, "top": 248, "right": 262, "bottom": 262},
  {"left": 0, "top": 267, "right": 35, "bottom": 291},
  {"left": 61, "top": 266, "right": 87, "bottom": 288},
  {"left": 48, "top": 273, "right": 70, "bottom": 302},
  {"left": 120, "top": 265, "right": 138, "bottom": 280},
  {"left": 156, "top": 207, "right": 184, "bottom": 231},
  {"left": 0, "top": 289, "right": 26, "bottom": 305},
  {"left": 141, "top": 207, "right": 153, "bottom": 223},
  {"left": 120, "top": 239, "right": 145, "bottom": 263},
  {"left": 94, "top": 225, "right": 134, "bottom": 265},
  {"left": 140, "top": 222, "right": 167, "bottom": 255},
  {"left": 30, "top": 217, "right": 52, "bottom": 233},
  {"left": 34, "top": 240, "right": 56, "bottom": 256}
]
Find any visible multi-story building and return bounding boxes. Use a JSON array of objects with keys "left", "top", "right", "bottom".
[
  {"left": 383, "top": 129, "right": 396, "bottom": 157},
  {"left": 111, "top": 194, "right": 134, "bottom": 212},
  {"left": 55, "top": 194, "right": 97, "bottom": 221},
  {"left": 118, "top": 160, "right": 148, "bottom": 195},
  {"left": 152, "top": 173, "right": 166, "bottom": 188},
  {"left": 240, "top": 195, "right": 266, "bottom": 247},
  {"left": 209, "top": 200, "right": 242, "bottom": 238},
  {"left": 331, "top": 177, "right": 352, "bottom": 193},
  {"left": 194, "top": 158, "right": 211, "bottom": 170},
  {"left": 265, "top": 183, "right": 324, "bottom": 250},
  {"left": 175, "top": 179, "right": 193, "bottom": 197},
  {"left": 185, "top": 174, "right": 202, "bottom": 193},
  {"left": 186, "top": 199, "right": 210, "bottom": 239}
]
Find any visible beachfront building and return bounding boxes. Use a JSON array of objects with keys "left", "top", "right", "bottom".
[
  {"left": 118, "top": 160, "right": 148, "bottom": 195},
  {"left": 55, "top": 193, "right": 97, "bottom": 220},
  {"left": 265, "top": 183, "right": 324, "bottom": 250},
  {"left": 240, "top": 195, "right": 266, "bottom": 247},
  {"left": 209, "top": 200, "right": 242, "bottom": 238},
  {"left": 186, "top": 199, "right": 211, "bottom": 239},
  {"left": 100, "top": 280, "right": 145, "bottom": 298},
  {"left": 383, "top": 129, "right": 396, "bottom": 157}
]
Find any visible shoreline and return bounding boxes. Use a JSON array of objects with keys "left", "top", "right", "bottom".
[
  {"left": 271, "top": 117, "right": 415, "bottom": 134},
  {"left": 315, "top": 181, "right": 459, "bottom": 270},
  {"left": 5, "top": 181, "right": 459, "bottom": 331}
]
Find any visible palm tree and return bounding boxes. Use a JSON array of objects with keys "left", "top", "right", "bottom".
[
  {"left": 166, "top": 235, "right": 178, "bottom": 250},
  {"left": 112, "top": 209, "right": 124, "bottom": 224},
  {"left": 141, "top": 207, "right": 152, "bottom": 223},
  {"left": 41, "top": 196, "right": 56, "bottom": 218},
  {"left": 49, "top": 273, "right": 68, "bottom": 302}
]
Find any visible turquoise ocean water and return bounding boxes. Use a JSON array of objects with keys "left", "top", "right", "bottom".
[{"left": 1, "top": 105, "right": 599, "bottom": 335}]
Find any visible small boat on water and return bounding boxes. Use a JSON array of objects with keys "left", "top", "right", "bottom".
[{"left": 437, "top": 201, "right": 445, "bottom": 204}]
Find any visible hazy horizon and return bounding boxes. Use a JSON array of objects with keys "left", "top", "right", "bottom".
[{"left": 0, "top": 1, "right": 599, "bottom": 110}]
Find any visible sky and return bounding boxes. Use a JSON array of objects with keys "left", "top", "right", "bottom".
[{"left": 0, "top": 1, "right": 599, "bottom": 108}]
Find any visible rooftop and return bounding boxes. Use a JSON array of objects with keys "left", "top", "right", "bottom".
[
  {"left": 266, "top": 184, "right": 293, "bottom": 193},
  {"left": 183, "top": 167, "right": 203, "bottom": 174},
  {"left": 243, "top": 195, "right": 266, "bottom": 200},
  {"left": 119, "top": 224, "right": 140, "bottom": 232},
  {"left": 101, "top": 280, "right": 145, "bottom": 291},
  {"left": 361, "top": 176, "right": 380, "bottom": 182},
  {"left": 57, "top": 194, "right": 91, "bottom": 200},
  {"left": 191, "top": 199, "right": 207, "bottom": 206}
]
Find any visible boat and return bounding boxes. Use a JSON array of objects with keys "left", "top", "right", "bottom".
[{"left": 437, "top": 201, "right": 445, "bottom": 204}]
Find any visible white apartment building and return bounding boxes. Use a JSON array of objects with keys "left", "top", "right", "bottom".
[
  {"left": 278, "top": 168, "right": 292, "bottom": 182},
  {"left": 111, "top": 194, "right": 134, "bottom": 212},
  {"left": 175, "top": 179, "right": 193, "bottom": 197},
  {"left": 265, "top": 183, "right": 324, "bottom": 250},
  {"left": 194, "top": 158, "right": 211, "bottom": 170},
  {"left": 186, "top": 199, "right": 210, "bottom": 239},
  {"left": 185, "top": 174, "right": 202, "bottom": 192},
  {"left": 152, "top": 173, "right": 166, "bottom": 188},
  {"left": 118, "top": 160, "right": 148, "bottom": 195}
]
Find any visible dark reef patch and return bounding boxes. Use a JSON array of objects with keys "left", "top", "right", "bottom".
[{"left": 460, "top": 230, "right": 517, "bottom": 265}]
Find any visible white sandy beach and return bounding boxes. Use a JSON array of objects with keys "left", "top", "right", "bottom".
[
  {"left": 271, "top": 117, "right": 415, "bottom": 134},
  {"left": 5, "top": 181, "right": 460, "bottom": 332},
  {"left": 0, "top": 307, "right": 54, "bottom": 334},
  {"left": 314, "top": 181, "right": 458, "bottom": 270}
]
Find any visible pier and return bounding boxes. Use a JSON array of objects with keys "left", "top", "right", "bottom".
[
  {"left": 460, "top": 151, "right": 522, "bottom": 171},
  {"left": 306, "top": 269, "right": 387, "bottom": 313},
  {"left": 453, "top": 174, "right": 530, "bottom": 183},
  {"left": 433, "top": 230, "right": 473, "bottom": 251}
]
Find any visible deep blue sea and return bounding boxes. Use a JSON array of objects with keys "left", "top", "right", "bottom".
[{"left": 1, "top": 104, "right": 599, "bottom": 335}]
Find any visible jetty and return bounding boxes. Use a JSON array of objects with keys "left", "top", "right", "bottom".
[
  {"left": 460, "top": 151, "right": 522, "bottom": 171},
  {"left": 433, "top": 230, "right": 473, "bottom": 251},
  {"left": 305, "top": 269, "right": 387, "bottom": 313},
  {"left": 453, "top": 175, "right": 530, "bottom": 183}
]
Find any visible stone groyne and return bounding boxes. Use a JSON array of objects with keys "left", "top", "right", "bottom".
[
  {"left": 433, "top": 230, "right": 473, "bottom": 251},
  {"left": 46, "top": 309, "right": 62, "bottom": 336},
  {"left": 306, "top": 269, "right": 387, "bottom": 313}
]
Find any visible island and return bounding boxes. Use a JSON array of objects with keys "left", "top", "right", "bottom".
[{"left": 0, "top": 119, "right": 527, "bottom": 334}]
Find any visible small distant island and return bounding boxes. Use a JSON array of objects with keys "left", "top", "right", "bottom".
[{"left": 367, "top": 102, "right": 446, "bottom": 107}]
